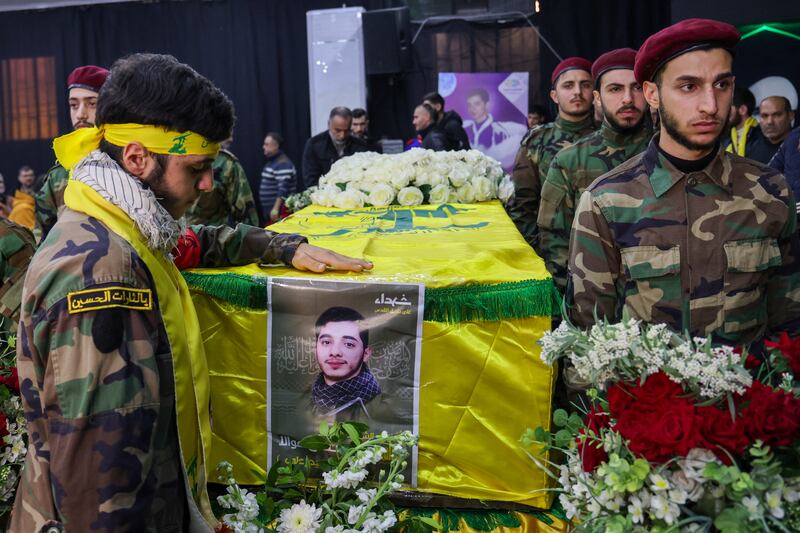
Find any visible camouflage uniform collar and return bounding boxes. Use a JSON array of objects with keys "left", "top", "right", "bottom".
[
  {"left": 599, "top": 121, "right": 651, "bottom": 149},
  {"left": 555, "top": 114, "right": 595, "bottom": 134},
  {"left": 644, "top": 136, "right": 730, "bottom": 198}
]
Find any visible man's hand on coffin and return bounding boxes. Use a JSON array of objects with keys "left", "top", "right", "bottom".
[{"left": 291, "top": 243, "right": 373, "bottom": 273}]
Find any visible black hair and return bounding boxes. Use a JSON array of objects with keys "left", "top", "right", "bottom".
[
  {"left": 96, "top": 53, "right": 234, "bottom": 143},
  {"left": 417, "top": 103, "right": 436, "bottom": 121},
  {"left": 265, "top": 131, "right": 284, "bottom": 146},
  {"left": 422, "top": 92, "right": 445, "bottom": 109},
  {"left": 352, "top": 108, "right": 368, "bottom": 119},
  {"left": 732, "top": 87, "right": 756, "bottom": 116},
  {"left": 329, "top": 106, "right": 353, "bottom": 120},
  {"left": 315, "top": 306, "right": 369, "bottom": 346},
  {"left": 18, "top": 165, "right": 33, "bottom": 174}
]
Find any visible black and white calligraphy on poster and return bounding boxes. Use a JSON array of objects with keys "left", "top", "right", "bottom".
[{"left": 267, "top": 277, "right": 424, "bottom": 485}]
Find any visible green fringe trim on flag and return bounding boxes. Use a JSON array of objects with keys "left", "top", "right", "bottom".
[
  {"left": 182, "top": 272, "right": 556, "bottom": 322},
  {"left": 404, "top": 507, "right": 564, "bottom": 532}
]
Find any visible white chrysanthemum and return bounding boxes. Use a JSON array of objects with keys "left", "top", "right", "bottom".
[
  {"left": 277, "top": 500, "right": 322, "bottom": 533},
  {"left": 397, "top": 186, "right": 424, "bottom": 206}
]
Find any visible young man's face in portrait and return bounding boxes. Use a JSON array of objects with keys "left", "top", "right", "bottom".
[{"left": 315, "top": 320, "right": 371, "bottom": 385}]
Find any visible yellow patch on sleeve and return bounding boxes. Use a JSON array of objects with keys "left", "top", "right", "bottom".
[{"left": 67, "top": 286, "right": 153, "bottom": 314}]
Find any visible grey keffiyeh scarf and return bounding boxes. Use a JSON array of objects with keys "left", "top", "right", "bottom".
[
  {"left": 71, "top": 150, "right": 185, "bottom": 254},
  {"left": 312, "top": 365, "right": 381, "bottom": 413}
]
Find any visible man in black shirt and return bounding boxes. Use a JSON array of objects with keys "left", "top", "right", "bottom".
[
  {"left": 301, "top": 107, "right": 369, "bottom": 189},
  {"left": 749, "top": 96, "right": 795, "bottom": 164}
]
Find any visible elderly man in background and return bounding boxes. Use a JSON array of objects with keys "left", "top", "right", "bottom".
[{"left": 302, "top": 107, "right": 369, "bottom": 190}]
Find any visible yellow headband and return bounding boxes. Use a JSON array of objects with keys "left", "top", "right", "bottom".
[{"left": 53, "top": 123, "right": 221, "bottom": 170}]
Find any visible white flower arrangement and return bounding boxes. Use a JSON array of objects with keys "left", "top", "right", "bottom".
[{"left": 306, "top": 149, "right": 510, "bottom": 208}]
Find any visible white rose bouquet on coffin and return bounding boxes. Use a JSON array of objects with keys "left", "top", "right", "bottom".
[{"left": 289, "top": 149, "right": 510, "bottom": 210}]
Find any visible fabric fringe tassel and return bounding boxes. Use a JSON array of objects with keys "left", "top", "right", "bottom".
[
  {"left": 181, "top": 272, "right": 558, "bottom": 322},
  {"left": 405, "top": 506, "right": 567, "bottom": 532}
]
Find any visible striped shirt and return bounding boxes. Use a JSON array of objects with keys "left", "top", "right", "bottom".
[{"left": 259, "top": 151, "right": 296, "bottom": 217}]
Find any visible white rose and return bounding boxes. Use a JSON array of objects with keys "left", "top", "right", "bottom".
[
  {"left": 333, "top": 189, "right": 367, "bottom": 209},
  {"left": 309, "top": 185, "right": 339, "bottom": 207},
  {"left": 428, "top": 183, "right": 451, "bottom": 204},
  {"left": 413, "top": 170, "right": 433, "bottom": 187},
  {"left": 472, "top": 176, "right": 496, "bottom": 201},
  {"left": 498, "top": 175, "right": 515, "bottom": 204},
  {"left": 390, "top": 172, "right": 411, "bottom": 190},
  {"left": 448, "top": 166, "right": 471, "bottom": 188},
  {"left": 368, "top": 183, "right": 395, "bottom": 206},
  {"left": 396, "top": 186, "right": 424, "bottom": 206},
  {"left": 456, "top": 183, "right": 476, "bottom": 203}
]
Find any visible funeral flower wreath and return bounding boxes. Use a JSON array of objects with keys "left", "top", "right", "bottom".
[
  {"left": 285, "top": 149, "right": 514, "bottom": 212},
  {"left": 528, "top": 318, "right": 800, "bottom": 533}
]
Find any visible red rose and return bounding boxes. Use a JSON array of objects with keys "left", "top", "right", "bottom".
[
  {"left": 738, "top": 381, "right": 800, "bottom": 447},
  {"left": 765, "top": 331, "right": 800, "bottom": 376},
  {"left": 610, "top": 373, "right": 704, "bottom": 463},
  {"left": 0, "top": 412, "right": 7, "bottom": 439},
  {"left": 695, "top": 405, "right": 748, "bottom": 461},
  {"left": 214, "top": 524, "right": 233, "bottom": 533},
  {"left": 577, "top": 408, "right": 610, "bottom": 472},
  {"left": 0, "top": 367, "right": 19, "bottom": 393}
]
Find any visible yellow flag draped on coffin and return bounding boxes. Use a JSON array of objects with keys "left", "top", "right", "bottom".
[{"left": 185, "top": 201, "right": 558, "bottom": 509}]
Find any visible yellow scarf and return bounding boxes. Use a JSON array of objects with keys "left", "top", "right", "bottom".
[
  {"left": 63, "top": 179, "right": 216, "bottom": 525},
  {"left": 726, "top": 116, "right": 759, "bottom": 157},
  {"left": 54, "top": 123, "right": 220, "bottom": 170}
]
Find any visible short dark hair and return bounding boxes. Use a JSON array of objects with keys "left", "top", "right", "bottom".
[
  {"left": 352, "top": 108, "right": 368, "bottom": 119},
  {"left": 96, "top": 53, "right": 234, "bottom": 143},
  {"left": 417, "top": 103, "right": 436, "bottom": 121},
  {"left": 329, "top": 106, "right": 352, "bottom": 120},
  {"left": 422, "top": 92, "right": 445, "bottom": 109},
  {"left": 18, "top": 165, "right": 33, "bottom": 174},
  {"left": 315, "top": 306, "right": 369, "bottom": 346},
  {"left": 266, "top": 131, "right": 284, "bottom": 146},
  {"left": 466, "top": 88, "right": 489, "bottom": 103},
  {"left": 733, "top": 87, "right": 756, "bottom": 116}
]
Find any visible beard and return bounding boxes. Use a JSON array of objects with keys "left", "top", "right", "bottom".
[
  {"left": 660, "top": 100, "right": 721, "bottom": 152},
  {"left": 142, "top": 156, "right": 184, "bottom": 218},
  {"left": 604, "top": 105, "right": 646, "bottom": 133}
]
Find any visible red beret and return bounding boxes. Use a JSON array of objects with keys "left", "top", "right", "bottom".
[
  {"left": 592, "top": 48, "right": 637, "bottom": 84},
  {"left": 66, "top": 65, "right": 109, "bottom": 93},
  {"left": 551, "top": 57, "right": 592, "bottom": 85},
  {"left": 634, "top": 18, "right": 740, "bottom": 84}
]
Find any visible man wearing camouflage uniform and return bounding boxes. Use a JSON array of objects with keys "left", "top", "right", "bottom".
[
  {"left": 0, "top": 220, "right": 35, "bottom": 336},
  {"left": 538, "top": 49, "right": 652, "bottom": 291},
  {"left": 567, "top": 19, "right": 800, "bottom": 346},
  {"left": 10, "top": 53, "right": 371, "bottom": 532},
  {"left": 507, "top": 57, "right": 597, "bottom": 248},
  {"left": 183, "top": 143, "right": 260, "bottom": 226},
  {"left": 35, "top": 65, "right": 109, "bottom": 239}
]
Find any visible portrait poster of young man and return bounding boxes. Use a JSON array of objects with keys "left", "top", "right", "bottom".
[{"left": 267, "top": 278, "right": 424, "bottom": 484}]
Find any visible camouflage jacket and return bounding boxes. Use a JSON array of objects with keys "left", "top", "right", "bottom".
[
  {"left": 12, "top": 209, "right": 306, "bottom": 531},
  {"left": 567, "top": 137, "right": 800, "bottom": 346},
  {"left": 184, "top": 149, "right": 260, "bottom": 227},
  {"left": 0, "top": 220, "right": 35, "bottom": 334},
  {"left": 34, "top": 163, "right": 69, "bottom": 240},
  {"left": 538, "top": 123, "right": 653, "bottom": 290},
  {"left": 506, "top": 115, "right": 597, "bottom": 247}
]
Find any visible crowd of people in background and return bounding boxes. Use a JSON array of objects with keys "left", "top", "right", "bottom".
[{"left": 1, "top": 54, "right": 797, "bottom": 249}]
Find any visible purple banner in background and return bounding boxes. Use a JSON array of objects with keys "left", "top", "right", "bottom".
[{"left": 439, "top": 72, "right": 529, "bottom": 172}]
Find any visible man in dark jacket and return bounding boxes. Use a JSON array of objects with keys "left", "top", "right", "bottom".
[
  {"left": 302, "top": 107, "right": 369, "bottom": 190},
  {"left": 423, "top": 92, "right": 470, "bottom": 150},
  {"left": 413, "top": 104, "right": 449, "bottom": 151}
]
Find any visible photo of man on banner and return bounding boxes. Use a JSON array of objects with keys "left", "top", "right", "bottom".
[
  {"left": 267, "top": 278, "right": 424, "bottom": 484},
  {"left": 439, "top": 72, "right": 529, "bottom": 171}
]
